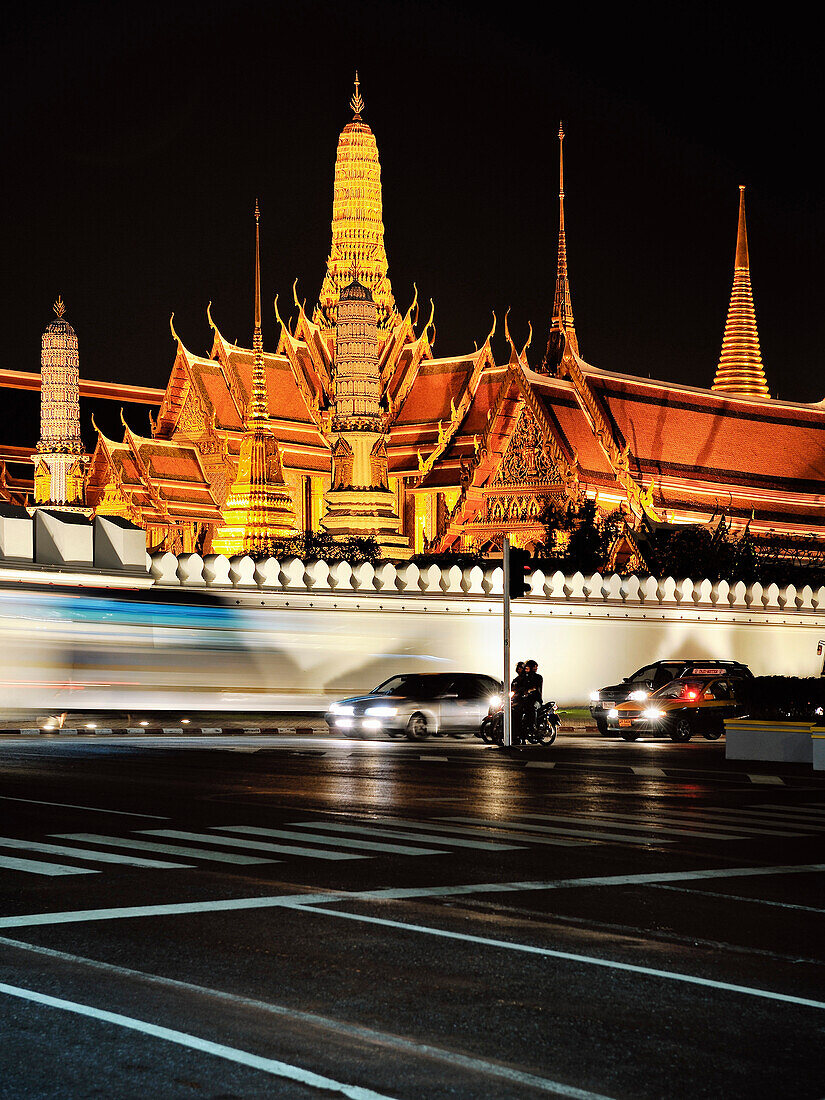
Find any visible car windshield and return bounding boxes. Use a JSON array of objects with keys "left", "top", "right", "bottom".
[
  {"left": 371, "top": 675, "right": 441, "bottom": 698},
  {"left": 653, "top": 679, "right": 706, "bottom": 700}
]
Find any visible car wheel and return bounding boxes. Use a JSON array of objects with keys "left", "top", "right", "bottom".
[
  {"left": 596, "top": 717, "right": 611, "bottom": 736},
  {"left": 670, "top": 717, "right": 692, "bottom": 743},
  {"left": 703, "top": 723, "right": 723, "bottom": 741},
  {"left": 406, "top": 713, "right": 429, "bottom": 740}
]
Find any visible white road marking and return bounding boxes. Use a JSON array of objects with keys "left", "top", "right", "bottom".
[
  {"left": 287, "top": 821, "right": 526, "bottom": 851},
  {"left": 678, "top": 807, "right": 822, "bottom": 831},
  {"left": 647, "top": 884, "right": 825, "bottom": 915},
  {"left": 288, "top": 905, "right": 825, "bottom": 1013},
  {"left": 211, "top": 826, "right": 446, "bottom": 857},
  {"left": 748, "top": 774, "right": 784, "bottom": 785},
  {"left": 139, "top": 829, "right": 366, "bottom": 861},
  {"left": 419, "top": 755, "right": 449, "bottom": 762},
  {"left": 3, "top": 864, "right": 825, "bottom": 929},
  {"left": 632, "top": 766, "right": 666, "bottom": 776},
  {"left": 363, "top": 818, "right": 582, "bottom": 848},
  {"left": 567, "top": 809, "right": 805, "bottom": 839},
  {"left": 743, "top": 806, "right": 825, "bottom": 823},
  {"left": 0, "top": 836, "right": 191, "bottom": 869},
  {"left": 0, "top": 854, "right": 97, "bottom": 876},
  {"left": 0, "top": 938, "right": 615, "bottom": 1100},
  {"left": 510, "top": 812, "right": 741, "bottom": 841},
  {"left": 53, "top": 834, "right": 276, "bottom": 865},
  {"left": 0, "top": 982, "right": 396, "bottom": 1100},
  {"left": 0, "top": 795, "right": 166, "bottom": 819},
  {"left": 525, "top": 761, "right": 556, "bottom": 769},
  {"left": 440, "top": 816, "right": 674, "bottom": 846}
]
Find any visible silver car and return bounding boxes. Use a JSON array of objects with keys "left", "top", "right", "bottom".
[{"left": 325, "top": 672, "right": 502, "bottom": 740}]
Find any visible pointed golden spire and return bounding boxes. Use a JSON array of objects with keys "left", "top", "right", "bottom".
[
  {"left": 248, "top": 200, "right": 269, "bottom": 426},
  {"left": 53, "top": 296, "right": 66, "bottom": 319},
  {"left": 350, "top": 70, "right": 364, "bottom": 120},
  {"left": 542, "top": 123, "right": 579, "bottom": 370},
  {"left": 712, "top": 186, "right": 770, "bottom": 399}
]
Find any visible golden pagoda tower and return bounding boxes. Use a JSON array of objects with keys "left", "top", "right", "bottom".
[
  {"left": 543, "top": 123, "right": 579, "bottom": 371},
  {"left": 321, "top": 275, "right": 411, "bottom": 557},
  {"left": 712, "top": 186, "right": 770, "bottom": 398},
  {"left": 314, "top": 74, "right": 399, "bottom": 341},
  {"left": 212, "top": 205, "right": 296, "bottom": 555},
  {"left": 34, "top": 297, "right": 86, "bottom": 508}
]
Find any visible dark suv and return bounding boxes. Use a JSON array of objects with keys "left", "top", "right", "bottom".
[{"left": 589, "top": 659, "right": 753, "bottom": 735}]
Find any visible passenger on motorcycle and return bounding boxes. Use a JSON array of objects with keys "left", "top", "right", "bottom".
[{"left": 512, "top": 659, "right": 542, "bottom": 742}]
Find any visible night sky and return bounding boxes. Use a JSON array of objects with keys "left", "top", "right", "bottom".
[{"left": 2, "top": 0, "right": 823, "bottom": 445}]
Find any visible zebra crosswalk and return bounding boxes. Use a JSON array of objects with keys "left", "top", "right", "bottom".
[{"left": 0, "top": 801, "right": 824, "bottom": 879}]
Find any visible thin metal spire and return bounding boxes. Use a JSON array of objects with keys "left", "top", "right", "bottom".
[{"left": 249, "top": 201, "right": 269, "bottom": 425}]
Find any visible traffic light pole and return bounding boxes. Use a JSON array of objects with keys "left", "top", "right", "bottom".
[{"left": 502, "top": 535, "right": 512, "bottom": 747}]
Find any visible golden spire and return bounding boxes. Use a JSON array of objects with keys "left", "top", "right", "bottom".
[
  {"left": 712, "top": 186, "right": 770, "bottom": 399},
  {"left": 53, "top": 296, "right": 66, "bottom": 319},
  {"left": 350, "top": 70, "right": 364, "bottom": 120},
  {"left": 542, "top": 123, "right": 579, "bottom": 370},
  {"left": 248, "top": 200, "right": 269, "bottom": 426},
  {"left": 314, "top": 76, "right": 397, "bottom": 341}
]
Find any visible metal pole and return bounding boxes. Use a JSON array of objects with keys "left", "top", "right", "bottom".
[{"left": 503, "top": 535, "right": 512, "bottom": 747}]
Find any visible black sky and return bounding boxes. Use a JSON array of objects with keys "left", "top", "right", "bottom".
[{"left": 1, "top": 0, "right": 823, "bottom": 417}]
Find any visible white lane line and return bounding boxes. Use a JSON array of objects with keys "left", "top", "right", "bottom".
[
  {"left": 440, "top": 816, "right": 675, "bottom": 846},
  {"left": 211, "top": 826, "right": 447, "bottom": 857},
  {"left": 647, "top": 884, "right": 825, "bottom": 915},
  {"left": 363, "top": 818, "right": 582, "bottom": 848},
  {"left": 0, "top": 795, "right": 166, "bottom": 819},
  {"left": 525, "top": 761, "right": 556, "bottom": 769},
  {"left": 631, "top": 766, "right": 666, "bottom": 777},
  {"left": 748, "top": 775, "right": 784, "bottom": 785},
  {"left": 0, "top": 982, "right": 396, "bottom": 1100},
  {"left": 52, "top": 834, "right": 276, "bottom": 866},
  {"left": 564, "top": 809, "right": 805, "bottom": 839},
  {"left": 0, "top": 836, "right": 191, "bottom": 869},
  {"left": 138, "top": 829, "right": 367, "bottom": 861},
  {"left": 286, "top": 821, "right": 527, "bottom": 852},
  {"left": 679, "top": 807, "right": 822, "bottom": 831},
  {"left": 0, "top": 938, "right": 615, "bottom": 1100},
  {"left": 289, "top": 905, "right": 825, "bottom": 1013},
  {"left": 0, "top": 854, "right": 97, "bottom": 876},
  {"left": 735, "top": 807, "right": 825, "bottom": 824},
  {"left": 510, "top": 812, "right": 741, "bottom": 841},
  {"left": 4, "top": 864, "right": 825, "bottom": 930},
  {"left": 419, "top": 756, "right": 448, "bottom": 762}
]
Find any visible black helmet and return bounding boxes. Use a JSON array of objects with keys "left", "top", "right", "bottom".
[{"left": 525, "top": 659, "right": 538, "bottom": 669}]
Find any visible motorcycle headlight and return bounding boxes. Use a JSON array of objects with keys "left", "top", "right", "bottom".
[
  {"left": 608, "top": 708, "right": 619, "bottom": 719},
  {"left": 643, "top": 707, "right": 664, "bottom": 721},
  {"left": 590, "top": 691, "right": 600, "bottom": 702},
  {"left": 365, "top": 706, "right": 397, "bottom": 717},
  {"left": 329, "top": 703, "right": 354, "bottom": 716},
  {"left": 488, "top": 694, "right": 502, "bottom": 709},
  {"left": 629, "top": 690, "right": 649, "bottom": 702}
]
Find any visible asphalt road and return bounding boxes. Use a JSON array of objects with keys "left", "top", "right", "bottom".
[{"left": 0, "top": 729, "right": 823, "bottom": 1099}]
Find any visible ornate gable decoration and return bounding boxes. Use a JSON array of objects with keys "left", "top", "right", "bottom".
[{"left": 492, "top": 406, "right": 562, "bottom": 488}]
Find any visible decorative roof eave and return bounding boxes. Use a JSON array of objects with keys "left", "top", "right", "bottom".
[
  {"left": 381, "top": 299, "right": 437, "bottom": 423},
  {"left": 288, "top": 287, "right": 333, "bottom": 385},
  {"left": 558, "top": 339, "right": 659, "bottom": 522},
  {"left": 276, "top": 322, "right": 331, "bottom": 440},
  {"left": 207, "top": 309, "right": 248, "bottom": 424},
  {"left": 155, "top": 337, "right": 196, "bottom": 439}
]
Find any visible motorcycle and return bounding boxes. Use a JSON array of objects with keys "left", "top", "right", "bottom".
[{"left": 477, "top": 693, "right": 560, "bottom": 746}]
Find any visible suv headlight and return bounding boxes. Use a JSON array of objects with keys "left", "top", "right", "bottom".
[
  {"left": 365, "top": 706, "right": 397, "bottom": 717},
  {"left": 629, "top": 690, "right": 649, "bottom": 702},
  {"left": 329, "top": 704, "right": 354, "bottom": 716},
  {"left": 642, "top": 707, "right": 664, "bottom": 721},
  {"left": 590, "top": 691, "right": 600, "bottom": 702},
  {"left": 608, "top": 708, "right": 619, "bottom": 719}
]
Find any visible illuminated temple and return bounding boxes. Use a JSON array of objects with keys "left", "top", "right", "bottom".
[{"left": 3, "top": 81, "right": 825, "bottom": 560}]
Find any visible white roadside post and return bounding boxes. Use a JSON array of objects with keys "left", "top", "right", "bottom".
[{"left": 503, "top": 535, "right": 512, "bottom": 747}]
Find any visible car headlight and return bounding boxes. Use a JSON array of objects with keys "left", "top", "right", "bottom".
[
  {"left": 608, "top": 708, "right": 619, "bottom": 719},
  {"left": 590, "top": 691, "right": 600, "bottom": 702},
  {"left": 643, "top": 707, "right": 664, "bottom": 721},
  {"left": 329, "top": 704, "right": 354, "bottom": 716},
  {"left": 488, "top": 694, "right": 502, "bottom": 709},
  {"left": 365, "top": 706, "right": 397, "bottom": 717},
  {"left": 629, "top": 690, "right": 649, "bottom": 702},
  {"left": 335, "top": 717, "right": 354, "bottom": 729}
]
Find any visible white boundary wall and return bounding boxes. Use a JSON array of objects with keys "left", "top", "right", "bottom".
[{"left": 146, "top": 553, "right": 825, "bottom": 705}]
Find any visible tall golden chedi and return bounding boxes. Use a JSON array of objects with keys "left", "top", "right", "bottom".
[
  {"left": 712, "top": 186, "right": 770, "bottom": 398},
  {"left": 212, "top": 206, "right": 296, "bottom": 554},
  {"left": 543, "top": 124, "right": 579, "bottom": 371},
  {"left": 34, "top": 297, "right": 85, "bottom": 507},
  {"left": 314, "top": 75, "right": 399, "bottom": 342},
  {"left": 321, "top": 275, "right": 411, "bottom": 556}
]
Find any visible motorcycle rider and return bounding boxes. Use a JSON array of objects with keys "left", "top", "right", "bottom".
[{"left": 519, "top": 659, "right": 543, "bottom": 734}]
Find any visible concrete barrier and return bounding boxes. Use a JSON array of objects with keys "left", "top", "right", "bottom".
[{"left": 724, "top": 720, "right": 814, "bottom": 764}]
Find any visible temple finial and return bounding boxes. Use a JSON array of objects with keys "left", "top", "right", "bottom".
[
  {"left": 542, "top": 122, "right": 579, "bottom": 370},
  {"left": 254, "top": 200, "right": 261, "bottom": 336},
  {"left": 53, "top": 296, "right": 65, "bottom": 319},
  {"left": 350, "top": 70, "right": 364, "bottom": 120},
  {"left": 712, "top": 185, "right": 770, "bottom": 399}
]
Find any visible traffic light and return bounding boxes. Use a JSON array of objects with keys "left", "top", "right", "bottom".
[{"left": 508, "top": 547, "right": 531, "bottom": 599}]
